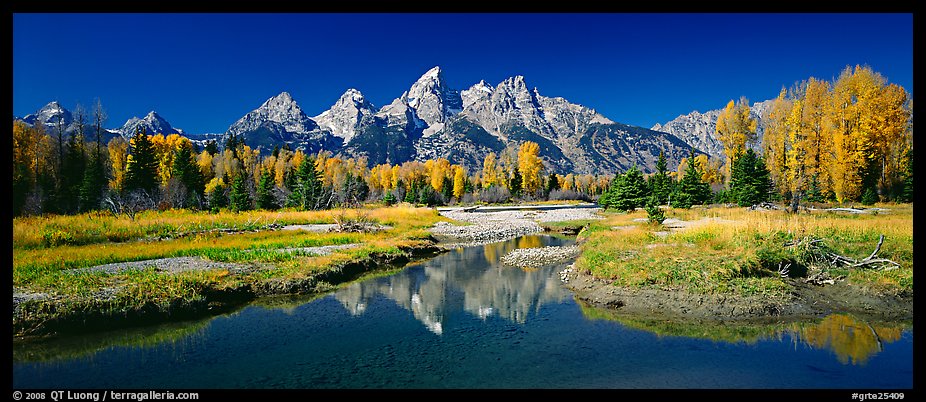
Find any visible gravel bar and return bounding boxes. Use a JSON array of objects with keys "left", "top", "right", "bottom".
[{"left": 501, "top": 245, "right": 580, "bottom": 267}]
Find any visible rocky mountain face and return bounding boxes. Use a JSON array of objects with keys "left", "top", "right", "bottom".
[
  {"left": 119, "top": 111, "right": 182, "bottom": 136},
  {"left": 21, "top": 101, "right": 73, "bottom": 129},
  {"left": 17, "top": 67, "right": 705, "bottom": 175},
  {"left": 651, "top": 100, "right": 773, "bottom": 160},
  {"left": 225, "top": 91, "right": 342, "bottom": 153},
  {"left": 225, "top": 67, "right": 696, "bottom": 174}
]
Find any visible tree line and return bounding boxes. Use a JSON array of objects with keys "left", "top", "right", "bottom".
[
  {"left": 598, "top": 65, "right": 913, "bottom": 216},
  {"left": 13, "top": 112, "right": 613, "bottom": 217}
]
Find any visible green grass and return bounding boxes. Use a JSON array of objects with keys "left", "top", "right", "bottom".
[
  {"left": 575, "top": 204, "right": 913, "bottom": 297},
  {"left": 13, "top": 206, "right": 444, "bottom": 336}
]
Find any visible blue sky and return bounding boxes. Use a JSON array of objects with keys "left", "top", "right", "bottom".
[{"left": 13, "top": 13, "right": 913, "bottom": 134}]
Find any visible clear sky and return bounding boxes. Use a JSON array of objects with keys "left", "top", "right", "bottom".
[{"left": 13, "top": 13, "right": 913, "bottom": 134}]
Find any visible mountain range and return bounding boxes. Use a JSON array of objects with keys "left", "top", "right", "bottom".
[{"left": 16, "top": 66, "right": 772, "bottom": 175}]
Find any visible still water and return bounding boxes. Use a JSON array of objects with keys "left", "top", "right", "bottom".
[{"left": 13, "top": 235, "right": 912, "bottom": 389}]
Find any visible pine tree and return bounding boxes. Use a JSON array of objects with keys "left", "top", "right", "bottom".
[
  {"left": 647, "top": 151, "right": 672, "bottom": 205},
  {"left": 204, "top": 140, "right": 219, "bottom": 156},
  {"left": 79, "top": 151, "right": 106, "bottom": 211},
  {"left": 605, "top": 165, "right": 649, "bottom": 211},
  {"left": 256, "top": 168, "right": 278, "bottom": 210},
  {"left": 545, "top": 172, "right": 560, "bottom": 198},
  {"left": 124, "top": 128, "right": 159, "bottom": 195},
  {"left": 208, "top": 182, "right": 227, "bottom": 212},
  {"left": 172, "top": 145, "right": 204, "bottom": 199},
  {"left": 729, "top": 149, "right": 772, "bottom": 206},
  {"left": 674, "top": 148, "right": 711, "bottom": 208},
  {"left": 229, "top": 173, "right": 252, "bottom": 212},
  {"left": 509, "top": 168, "right": 522, "bottom": 197}
]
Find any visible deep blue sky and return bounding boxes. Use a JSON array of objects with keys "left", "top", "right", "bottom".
[{"left": 13, "top": 13, "right": 913, "bottom": 134}]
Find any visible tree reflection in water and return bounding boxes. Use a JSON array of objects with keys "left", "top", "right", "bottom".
[{"left": 579, "top": 301, "right": 908, "bottom": 366}]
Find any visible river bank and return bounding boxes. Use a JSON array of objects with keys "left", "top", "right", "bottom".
[{"left": 565, "top": 204, "right": 914, "bottom": 324}]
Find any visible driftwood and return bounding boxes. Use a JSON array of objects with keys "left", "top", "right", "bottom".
[{"left": 785, "top": 234, "right": 900, "bottom": 270}]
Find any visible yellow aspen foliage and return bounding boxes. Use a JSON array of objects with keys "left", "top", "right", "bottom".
[
  {"left": 563, "top": 173, "right": 575, "bottom": 191},
  {"left": 390, "top": 165, "right": 400, "bottom": 189},
  {"left": 786, "top": 98, "right": 808, "bottom": 196},
  {"left": 197, "top": 150, "right": 214, "bottom": 181},
  {"left": 289, "top": 150, "right": 306, "bottom": 179},
  {"left": 108, "top": 136, "right": 130, "bottom": 192},
  {"left": 273, "top": 149, "right": 291, "bottom": 187},
  {"left": 715, "top": 96, "right": 757, "bottom": 180},
  {"left": 379, "top": 164, "right": 395, "bottom": 191},
  {"left": 761, "top": 89, "right": 793, "bottom": 197},
  {"left": 453, "top": 165, "right": 466, "bottom": 199},
  {"left": 482, "top": 152, "right": 501, "bottom": 189},
  {"left": 204, "top": 177, "right": 225, "bottom": 195},
  {"left": 826, "top": 66, "right": 870, "bottom": 202},
  {"left": 13, "top": 121, "right": 41, "bottom": 184},
  {"left": 518, "top": 141, "right": 543, "bottom": 194},
  {"left": 426, "top": 158, "right": 451, "bottom": 192},
  {"left": 675, "top": 157, "right": 688, "bottom": 180},
  {"left": 801, "top": 78, "right": 832, "bottom": 195}
]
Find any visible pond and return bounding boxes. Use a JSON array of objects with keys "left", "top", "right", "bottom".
[{"left": 13, "top": 235, "right": 912, "bottom": 389}]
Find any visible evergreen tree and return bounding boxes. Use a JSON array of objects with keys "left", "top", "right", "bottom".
[
  {"left": 204, "top": 139, "right": 219, "bottom": 156},
  {"left": 545, "top": 172, "right": 560, "bottom": 198},
  {"left": 289, "top": 156, "right": 324, "bottom": 210},
  {"left": 645, "top": 195, "right": 666, "bottom": 224},
  {"left": 404, "top": 179, "right": 418, "bottom": 204},
  {"left": 79, "top": 151, "right": 106, "bottom": 211},
  {"left": 172, "top": 146, "right": 204, "bottom": 202},
  {"left": 224, "top": 132, "right": 240, "bottom": 159},
  {"left": 509, "top": 168, "right": 522, "bottom": 197},
  {"left": 729, "top": 148, "right": 772, "bottom": 207},
  {"left": 441, "top": 176, "right": 453, "bottom": 201},
  {"left": 124, "top": 128, "right": 159, "bottom": 195},
  {"left": 647, "top": 151, "right": 672, "bottom": 205},
  {"left": 61, "top": 132, "right": 87, "bottom": 213},
  {"left": 256, "top": 168, "right": 278, "bottom": 210},
  {"left": 229, "top": 173, "right": 252, "bottom": 212},
  {"left": 208, "top": 182, "right": 227, "bottom": 212},
  {"left": 674, "top": 148, "right": 711, "bottom": 208},
  {"left": 604, "top": 165, "right": 649, "bottom": 211}
]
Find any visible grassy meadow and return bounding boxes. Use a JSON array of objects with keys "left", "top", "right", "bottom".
[
  {"left": 575, "top": 204, "right": 913, "bottom": 298},
  {"left": 13, "top": 205, "right": 445, "bottom": 334}
]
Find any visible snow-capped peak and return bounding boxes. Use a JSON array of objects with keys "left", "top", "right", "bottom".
[
  {"left": 120, "top": 110, "right": 180, "bottom": 136},
  {"left": 225, "top": 91, "right": 318, "bottom": 140},
  {"left": 313, "top": 88, "right": 376, "bottom": 143},
  {"left": 22, "top": 101, "right": 73, "bottom": 127},
  {"left": 420, "top": 66, "right": 443, "bottom": 81}
]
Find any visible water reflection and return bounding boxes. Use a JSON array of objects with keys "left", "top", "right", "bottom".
[
  {"left": 579, "top": 301, "right": 909, "bottom": 366},
  {"left": 789, "top": 314, "right": 906, "bottom": 365},
  {"left": 336, "top": 235, "right": 572, "bottom": 334},
  {"left": 13, "top": 317, "right": 212, "bottom": 364}
]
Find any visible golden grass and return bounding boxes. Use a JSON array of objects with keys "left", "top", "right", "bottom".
[
  {"left": 576, "top": 204, "right": 913, "bottom": 296},
  {"left": 13, "top": 206, "right": 443, "bottom": 295}
]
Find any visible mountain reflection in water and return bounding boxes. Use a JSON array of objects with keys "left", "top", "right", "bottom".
[{"left": 336, "top": 235, "right": 570, "bottom": 334}]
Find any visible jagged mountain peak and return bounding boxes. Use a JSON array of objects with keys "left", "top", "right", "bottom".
[
  {"left": 120, "top": 110, "right": 180, "bottom": 136},
  {"left": 419, "top": 66, "right": 443, "bottom": 80},
  {"left": 314, "top": 88, "right": 376, "bottom": 144},
  {"left": 225, "top": 91, "right": 320, "bottom": 149}
]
